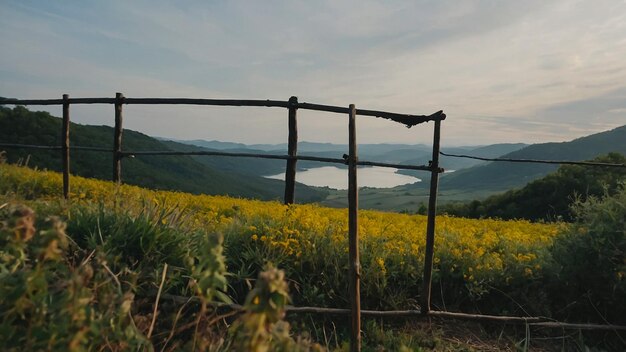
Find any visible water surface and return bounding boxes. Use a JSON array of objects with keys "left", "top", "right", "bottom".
[{"left": 265, "top": 166, "right": 421, "bottom": 190}]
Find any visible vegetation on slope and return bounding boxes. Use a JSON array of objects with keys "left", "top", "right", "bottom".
[
  {"left": 439, "top": 153, "right": 626, "bottom": 221},
  {"left": 0, "top": 163, "right": 561, "bottom": 313},
  {"left": 551, "top": 185, "right": 626, "bottom": 325},
  {"left": 435, "top": 124, "right": 626, "bottom": 192},
  {"left": 397, "top": 143, "right": 528, "bottom": 178},
  {"left": 0, "top": 201, "right": 323, "bottom": 350},
  {"left": 0, "top": 106, "right": 328, "bottom": 202},
  {"left": 1, "top": 163, "right": 625, "bottom": 350}
]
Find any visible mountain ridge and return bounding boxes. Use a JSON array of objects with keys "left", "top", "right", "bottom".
[
  {"left": 0, "top": 106, "right": 327, "bottom": 202},
  {"left": 169, "top": 139, "right": 530, "bottom": 174},
  {"left": 436, "top": 124, "right": 626, "bottom": 191}
]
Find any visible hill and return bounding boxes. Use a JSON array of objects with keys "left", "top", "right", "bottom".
[
  {"left": 176, "top": 139, "right": 432, "bottom": 154},
  {"left": 320, "top": 126, "right": 625, "bottom": 212},
  {"left": 165, "top": 140, "right": 434, "bottom": 176},
  {"left": 2, "top": 163, "right": 624, "bottom": 350},
  {"left": 160, "top": 140, "right": 287, "bottom": 176},
  {"left": 440, "top": 152, "right": 626, "bottom": 221},
  {"left": 435, "top": 125, "right": 626, "bottom": 192},
  {"left": 0, "top": 106, "right": 327, "bottom": 202},
  {"left": 398, "top": 143, "right": 528, "bottom": 176},
  {"left": 173, "top": 138, "right": 528, "bottom": 177}
]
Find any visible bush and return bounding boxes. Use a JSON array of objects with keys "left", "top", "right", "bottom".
[
  {"left": 228, "top": 265, "right": 324, "bottom": 351},
  {"left": 0, "top": 204, "right": 149, "bottom": 350},
  {"left": 550, "top": 184, "right": 626, "bottom": 324},
  {"left": 0, "top": 202, "right": 234, "bottom": 351}
]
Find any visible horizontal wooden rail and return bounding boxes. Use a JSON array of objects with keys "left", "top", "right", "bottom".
[
  {"left": 297, "top": 102, "right": 445, "bottom": 127},
  {"left": 0, "top": 97, "right": 288, "bottom": 107},
  {"left": 0, "top": 97, "right": 445, "bottom": 127},
  {"left": 527, "top": 321, "right": 626, "bottom": 331},
  {"left": 120, "top": 150, "right": 438, "bottom": 172},
  {"left": 1, "top": 98, "right": 115, "bottom": 105},
  {"left": 159, "top": 293, "right": 626, "bottom": 332}
]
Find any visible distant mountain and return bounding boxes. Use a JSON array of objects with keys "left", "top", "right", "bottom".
[
  {"left": 160, "top": 141, "right": 288, "bottom": 176},
  {"left": 160, "top": 139, "right": 288, "bottom": 152},
  {"left": 176, "top": 139, "right": 250, "bottom": 150},
  {"left": 176, "top": 139, "right": 433, "bottom": 157},
  {"left": 0, "top": 106, "right": 327, "bottom": 202},
  {"left": 436, "top": 125, "right": 626, "bottom": 192},
  {"left": 169, "top": 140, "right": 436, "bottom": 175},
  {"left": 173, "top": 138, "right": 524, "bottom": 175},
  {"left": 398, "top": 143, "right": 528, "bottom": 176},
  {"left": 467, "top": 143, "right": 530, "bottom": 158},
  {"left": 150, "top": 124, "right": 626, "bottom": 203}
]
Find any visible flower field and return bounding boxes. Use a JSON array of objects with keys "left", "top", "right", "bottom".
[
  {"left": 0, "top": 163, "right": 562, "bottom": 313},
  {"left": 3, "top": 162, "right": 626, "bottom": 350}
]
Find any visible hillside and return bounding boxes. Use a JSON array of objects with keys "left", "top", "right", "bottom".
[
  {"left": 173, "top": 138, "right": 528, "bottom": 177},
  {"left": 321, "top": 126, "right": 625, "bottom": 212},
  {"left": 398, "top": 143, "right": 528, "bottom": 176},
  {"left": 440, "top": 153, "right": 626, "bottom": 221},
  {"left": 160, "top": 140, "right": 287, "bottom": 176},
  {"left": 2, "top": 163, "right": 624, "bottom": 350},
  {"left": 162, "top": 140, "right": 355, "bottom": 176},
  {"left": 164, "top": 140, "right": 430, "bottom": 176},
  {"left": 0, "top": 106, "right": 327, "bottom": 202},
  {"left": 177, "top": 139, "right": 432, "bottom": 154},
  {"left": 434, "top": 125, "right": 626, "bottom": 192}
]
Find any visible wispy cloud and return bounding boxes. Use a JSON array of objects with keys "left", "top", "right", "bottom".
[{"left": 1, "top": 0, "right": 625, "bottom": 145}]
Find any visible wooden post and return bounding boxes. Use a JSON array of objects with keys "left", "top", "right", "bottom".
[
  {"left": 113, "top": 92, "right": 124, "bottom": 183},
  {"left": 62, "top": 94, "right": 70, "bottom": 199},
  {"left": 348, "top": 104, "right": 361, "bottom": 352},
  {"left": 284, "top": 96, "right": 298, "bottom": 204},
  {"left": 421, "top": 119, "right": 442, "bottom": 314}
]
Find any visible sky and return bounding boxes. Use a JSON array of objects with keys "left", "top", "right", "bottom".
[{"left": 1, "top": 0, "right": 626, "bottom": 146}]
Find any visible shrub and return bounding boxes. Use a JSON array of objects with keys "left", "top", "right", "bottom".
[
  {"left": 550, "top": 184, "right": 626, "bottom": 324},
  {"left": 0, "top": 202, "right": 234, "bottom": 351},
  {"left": 0, "top": 204, "right": 149, "bottom": 350},
  {"left": 228, "top": 265, "right": 324, "bottom": 351}
]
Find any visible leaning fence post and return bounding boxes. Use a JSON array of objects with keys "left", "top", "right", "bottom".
[
  {"left": 113, "top": 92, "right": 124, "bottom": 183},
  {"left": 347, "top": 104, "right": 361, "bottom": 352},
  {"left": 284, "top": 96, "right": 298, "bottom": 204},
  {"left": 421, "top": 118, "right": 442, "bottom": 314},
  {"left": 62, "top": 94, "right": 70, "bottom": 199}
]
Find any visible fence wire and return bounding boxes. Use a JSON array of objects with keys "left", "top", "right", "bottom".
[{"left": 440, "top": 151, "right": 626, "bottom": 168}]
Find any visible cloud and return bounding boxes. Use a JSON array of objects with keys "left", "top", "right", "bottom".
[{"left": 1, "top": 0, "right": 626, "bottom": 145}]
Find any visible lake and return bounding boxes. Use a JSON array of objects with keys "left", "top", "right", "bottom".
[{"left": 265, "top": 166, "right": 421, "bottom": 190}]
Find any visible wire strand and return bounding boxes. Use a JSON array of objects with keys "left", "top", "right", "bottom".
[{"left": 440, "top": 151, "right": 626, "bottom": 168}]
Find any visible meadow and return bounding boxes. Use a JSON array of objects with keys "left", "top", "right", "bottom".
[
  {"left": 0, "top": 163, "right": 561, "bottom": 308},
  {"left": 1, "top": 162, "right": 624, "bottom": 350}
]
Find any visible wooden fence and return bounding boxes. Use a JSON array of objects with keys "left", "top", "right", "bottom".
[
  {"left": 2, "top": 94, "right": 626, "bottom": 350},
  {"left": 1, "top": 93, "right": 445, "bottom": 352}
]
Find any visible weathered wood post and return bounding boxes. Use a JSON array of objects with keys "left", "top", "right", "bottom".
[
  {"left": 421, "top": 118, "right": 442, "bottom": 314},
  {"left": 284, "top": 96, "right": 298, "bottom": 204},
  {"left": 62, "top": 94, "right": 70, "bottom": 199},
  {"left": 113, "top": 92, "right": 124, "bottom": 183},
  {"left": 348, "top": 104, "right": 361, "bottom": 352}
]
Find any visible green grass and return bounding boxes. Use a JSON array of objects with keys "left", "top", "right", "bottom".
[
  {"left": 2, "top": 163, "right": 625, "bottom": 350},
  {"left": 320, "top": 186, "right": 500, "bottom": 212}
]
